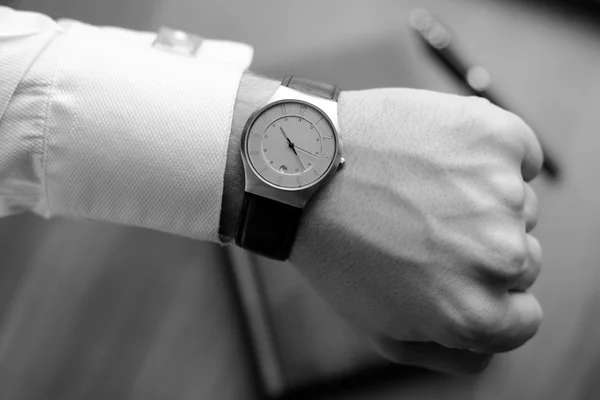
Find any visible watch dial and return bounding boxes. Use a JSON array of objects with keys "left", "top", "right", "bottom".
[{"left": 245, "top": 101, "right": 337, "bottom": 190}]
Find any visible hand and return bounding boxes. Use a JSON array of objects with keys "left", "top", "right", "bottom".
[{"left": 290, "top": 88, "right": 543, "bottom": 375}]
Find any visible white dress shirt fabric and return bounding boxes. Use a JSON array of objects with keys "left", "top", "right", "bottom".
[{"left": 0, "top": 6, "right": 253, "bottom": 243}]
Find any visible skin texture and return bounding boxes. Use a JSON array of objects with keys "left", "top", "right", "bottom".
[{"left": 221, "top": 74, "right": 544, "bottom": 375}]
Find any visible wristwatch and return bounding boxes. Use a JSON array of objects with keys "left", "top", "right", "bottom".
[{"left": 235, "top": 76, "right": 345, "bottom": 261}]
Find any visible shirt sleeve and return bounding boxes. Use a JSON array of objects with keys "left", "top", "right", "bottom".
[{"left": 0, "top": 6, "right": 253, "bottom": 243}]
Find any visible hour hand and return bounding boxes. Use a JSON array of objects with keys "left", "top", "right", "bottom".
[
  {"left": 280, "top": 127, "right": 298, "bottom": 154},
  {"left": 280, "top": 127, "right": 291, "bottom": 143}
]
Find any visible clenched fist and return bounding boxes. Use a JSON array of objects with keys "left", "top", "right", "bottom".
[{"left": 290, "top": 88, "right": 543, "bottom": 374}]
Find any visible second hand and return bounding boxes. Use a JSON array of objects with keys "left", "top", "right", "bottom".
[{"left": 294, "top": 146, "right": 318, "bottom": 158}]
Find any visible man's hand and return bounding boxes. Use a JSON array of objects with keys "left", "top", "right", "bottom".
[{"left": 290, "top": 88, "right": 543, "bottom": 375}]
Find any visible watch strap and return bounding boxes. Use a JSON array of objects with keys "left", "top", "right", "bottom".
[
  {"left": 282, "top": 76, "right": 341, "bottom": 102},
  {"left": 235, "top": 192, "right": 303, "bottom": 261}
]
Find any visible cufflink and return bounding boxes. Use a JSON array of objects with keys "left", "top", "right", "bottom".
[{"left": 152, "top": 27, "right": 204, "bottom": 57}]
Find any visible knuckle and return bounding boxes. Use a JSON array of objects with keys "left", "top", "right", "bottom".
[
  {"left": 525, "top": 185, "right": 539, "bottom": 214},
  {"left": 455, "top": 306, "right": 505, "bottom": 347},
  {"left": 480, "top": 228, "right": 529, "bottom": 280},
  {"left": 502, "top": 110, "right": 531, "bottom": 139},
  {"left": 529, "top": 188, "right": 539, "bottom": 210},
  {"left": 494, "top": 174, "right": 526, "bottom": 211},
  {"left": 505, "top": 110, "right": 530, "bottom": 132},
  {"left": 481, "top": 107, "right": 525, "bottom": 151},
  {"left": 500, "top": 232, "right": 529, "bottom": 270},
  {"left": 528, "top": 235, "right": 543, "bottom": 265}
]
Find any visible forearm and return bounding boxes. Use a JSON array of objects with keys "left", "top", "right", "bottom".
[{"left": 219, "top": 72, "right": 279, "bottom": 242}]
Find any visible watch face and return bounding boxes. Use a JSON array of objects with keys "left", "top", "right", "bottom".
[{"left": 244, "top": 100, "right": 338, "bottom": 190}]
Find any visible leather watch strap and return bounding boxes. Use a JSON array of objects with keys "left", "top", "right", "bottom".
[
  {"left": 282, "top": 76, "right": 341, "bottom": 101},
  {"left": 235, "top": 192, "right": 303, "bottom": 261}
]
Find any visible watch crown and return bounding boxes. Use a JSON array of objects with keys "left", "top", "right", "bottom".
[{"left": 340, "top": 157, "right": 346, "bottom": 167}]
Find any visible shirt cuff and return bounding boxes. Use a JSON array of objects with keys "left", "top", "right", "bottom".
[{"left": 40, "top": 20, "right": 249, "bottom": 242}]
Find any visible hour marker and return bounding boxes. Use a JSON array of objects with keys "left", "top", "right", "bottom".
[
  {"left": 270, "top": 160, "right": 274, "bottom": 164},
  {"left": 315, "top": 116, "right": 324, "bottom": 125},
  {"left": 313, "top": 169, "right": 320, "bottom": 176},
  {"left": 297, "top": 177, "right": 303, "bottom": 186},
  {"left": 277, "top": 176, "right": 283, "bottom": 184},
  {"left": 299, "top": 105, "right": 308, "bottom": 116},
  {"left": 322, "top": 154, "right": 332, "bottom": 159},
  {"left": 261, "top": 114, "right": 271, "bottom": 123},
  {"left": 279, "top": 165, "right": 288, "bottom": 173},
  {"left": 281, "top": 104, "right": 287, "bottom": 115},
  {"left": 263, "top": 148, "right": 267, "bottom": 152},
  {"left": 323, "top": 136, "right": 333, "bottom": 140}
]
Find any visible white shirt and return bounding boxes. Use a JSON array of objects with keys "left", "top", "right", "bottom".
[{"left": 0, "top": 6, "right": 253, "bottom": 243}]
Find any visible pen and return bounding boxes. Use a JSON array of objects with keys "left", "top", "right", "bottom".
[{"left": 409, "top": 9, "right": 561, "bottom": 180}]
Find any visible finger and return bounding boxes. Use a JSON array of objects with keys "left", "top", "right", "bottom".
[
  {"left": 514, "top": 115, "right": 543, "bottom": 182},
  {"left": 511, "top": 235, "right": 542, "bottom": 292},
  {"left": 523, "top": 183, "right": 539, "bottom": 232},
  {"left": 469, "top": 292, "right": 542, "bottom": 353},
  {"left": 372, "top": 338, "right": 493, "bottom": 375}
]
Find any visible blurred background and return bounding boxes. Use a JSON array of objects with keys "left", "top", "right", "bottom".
[{"left": 1, "top": 0, "right": 600, "bottom": 399}]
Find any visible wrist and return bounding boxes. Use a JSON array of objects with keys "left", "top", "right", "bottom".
[{"left": 219, "top": 71, "right": 279, "bottom": 243}]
